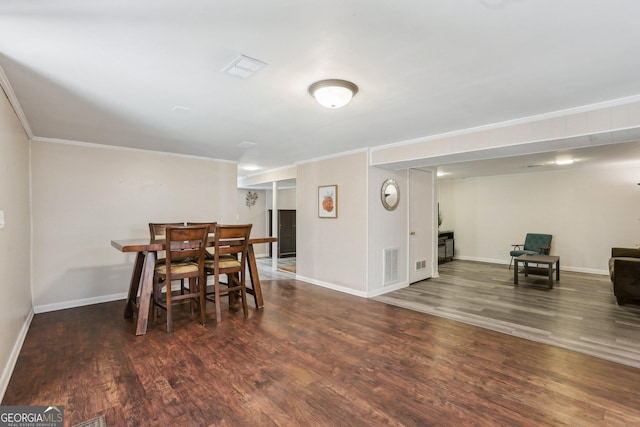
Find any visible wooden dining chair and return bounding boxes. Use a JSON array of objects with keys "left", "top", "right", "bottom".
[
  {"left": 204, "top": 224, "right": 252, "bottom": 323},
  {"left": 188, "top": 221, "right": 244, "bottom": 272},
  {"left": 186, "top": 221, "right": 217, "bottom": 257},
  {"left": 149, "top": 222, "right": 187, "bottom": 292},
  {"left": 152, "top": 224, "right": 209, "bottom": 332},
  {"left": 149, "top": 222, "right": 185, "bottom": 241}
]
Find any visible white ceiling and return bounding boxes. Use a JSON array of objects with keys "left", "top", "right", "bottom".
[{"left": 2, "top": 0, "right": 640, "bottom": 179}]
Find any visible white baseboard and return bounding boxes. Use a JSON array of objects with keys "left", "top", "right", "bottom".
[
  {"left": 367, "top": 281, "right": 409, "bottom": 297},
  {"left": 560, "top": 266, "right": 608, "bottom": 276},
  {"left": 0, "top": 307, "right": 34, "bottom": 402},
  {"left": 295, "top": 275, "right": 368, "bottom": 298},
  {"left": 34, "top": 292, "right": 127, "bottom": 314},
  {"left": 454, "top": 256, "right": 609, "bottom": 276},
  {"left": 291, "top": 275, "right": 412, "bottom": 298},
  {"left": 454, "top": 255, "right": 507, "bottom": 264}
]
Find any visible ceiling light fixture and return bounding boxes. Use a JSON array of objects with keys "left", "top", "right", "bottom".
[
  {"left": 555, "top": 158, "right": 574, "bottom": 166},
  {"left": 308, "top": 79, "right": 358, "bottom": 108}
]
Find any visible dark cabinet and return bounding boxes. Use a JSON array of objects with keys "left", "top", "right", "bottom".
[{"left": 438, "top": 231, "right": 454, "bottom": 264}]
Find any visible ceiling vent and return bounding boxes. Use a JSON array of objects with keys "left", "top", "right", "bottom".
[
  {"left": 237, "top": 141, "right": 257, "bottom": 149},
  {"left": 223, "top": 55, "right": 266, "bottom": 79}
]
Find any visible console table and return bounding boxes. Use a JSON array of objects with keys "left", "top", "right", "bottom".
[{"left": 438, "top": 231, "right": 454, "bottom": 264}]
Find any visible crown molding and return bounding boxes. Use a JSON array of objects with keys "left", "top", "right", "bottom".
[
  {"left": 31, "top": 136, "right": 236, "bottom": 163},
  {"left": 0, "top": 65, "right": 33, "bottom": 139},
  {"left": 295, "top": 147, "right": 369, "bottom": 166}
]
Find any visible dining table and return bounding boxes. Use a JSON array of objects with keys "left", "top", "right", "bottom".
[{"left": 111, "top": 236, "right": 277, "bottom": 335}]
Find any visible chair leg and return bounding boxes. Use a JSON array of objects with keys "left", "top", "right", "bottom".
[
  {"left": 199, "top": 275, "right": 207, "bottom": 326},
  {"left": 227, "top": 273, "right": 240, "bottom": 309},
  {"left": 152, "top": 276, "right": 159, "bottom": 323},
  {"left": 230, "top": 273, "right": 249, "bottom": 317},
  {"left": 240, "top": 277, "right": 248, "bottom": 317},
  {"left": 214, "top": 274, "right": 222, "bottom": 323},
  {"left": 508, "top": 257, "right": 513, "bottom": 270},
  {"left": 188, "top": 277, "right": 197, "bottom": 316},
  {"left": 165, "top": 279, "right": 173, "bottom": 333}
]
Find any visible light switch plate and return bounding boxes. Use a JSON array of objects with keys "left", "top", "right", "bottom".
[{"left": 0, "top": 210, "right": 4, "bottom": 229}]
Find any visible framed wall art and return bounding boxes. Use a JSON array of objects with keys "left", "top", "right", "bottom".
[{"left": 318, "top": 185, "right": 338, "bottom": 218}]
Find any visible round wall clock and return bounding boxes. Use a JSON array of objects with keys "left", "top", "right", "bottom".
[{"left": 381, "top": 179, "right": 400, "bottom": 211}]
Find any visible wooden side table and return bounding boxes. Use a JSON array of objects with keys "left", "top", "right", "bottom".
[{"left": 514, "top": 254, "right": 560, "bottom": 289}]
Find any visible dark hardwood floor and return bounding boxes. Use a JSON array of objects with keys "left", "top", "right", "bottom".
[{"left": 4, "top": 276, "right": 640, "bottom": 426}]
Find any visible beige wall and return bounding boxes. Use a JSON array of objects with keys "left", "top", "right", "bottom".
[
  {"left": 439, "top": 165, "right": 640, "bottom": 274},
  {"left": 296, "top": 151, "right": 368, "bottom": 294},
  {"left": 266, "top": 187, "right": 296, "bottom": 210},
  {"left": 30, "top": 141, "right": 238, "bottom": 311},
  {"left": 237, "top": 188, "right": 269, "bottom": 256},
  {"left": 0, "top": 91, "right": 32, "bottom": 397}
]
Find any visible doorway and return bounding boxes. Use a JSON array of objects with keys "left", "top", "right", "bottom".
[{"left": 269, "top": 209, "right": 296, "bottom": 273}]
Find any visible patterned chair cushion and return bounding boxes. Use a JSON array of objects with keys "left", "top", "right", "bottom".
[
  {"left": 154, "top": 262, "right": 199, "bottom": 275},
  {"left": 204, "top": 258, "right": 241, "bottom": 270}
]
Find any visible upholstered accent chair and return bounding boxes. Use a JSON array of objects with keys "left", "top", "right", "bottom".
[
  {"left": 509, "top": 233, "right": 552, "bottom": 269},
  {"left": 609, "top": 247, "right": 640, "bottom": 305}
]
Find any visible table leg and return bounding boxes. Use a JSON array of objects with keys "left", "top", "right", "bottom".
[
  {"left": 514, "top": 259, "right": 519, "bottom": 285},
  {"left": 135, "top": 251, "right": 156, "bottom": 336},
  {"left": 124, "top": 251, "right": 145, "bottom": 319},
  {"left": 548, "top": 262, "right": 553, "bottom": 289},
  {"left": 246, "top": 244, "right": 264, "bottom": 308},
  {"left": 556, "top": 259, "right": 560, "bottom": 281}
]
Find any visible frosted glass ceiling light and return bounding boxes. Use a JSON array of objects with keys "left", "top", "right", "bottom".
[
  {"left": 554, "top": 155, "right": 574, "bottom": 165},
  {"left": 309, "top": 79, "right": 358, "bottom": 108}
]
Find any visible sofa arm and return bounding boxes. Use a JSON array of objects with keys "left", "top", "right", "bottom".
[
  {"left": 611, "top": 247, "right": 640, "bottom": 258},
  {"left": 613, "top": 258, "right": 640, "bottom": 304}
]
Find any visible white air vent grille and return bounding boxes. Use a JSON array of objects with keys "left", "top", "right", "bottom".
[
  {"left": 223, "top": 55, "right": 266, "bottom": 79},
  {"left": 383, "top": 248, "right": 399, "bottom": 286},
  {"left": 237, "top": 141, "right": 257, "bottom": 149},
  {"left": 415, "top": 260, "right": 426, "bottom": 270}
]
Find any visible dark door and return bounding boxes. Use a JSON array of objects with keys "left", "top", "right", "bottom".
[
  {"left": 269, "top": 209, "right": 296, "bottom": 257},
  {"left": 278, "top": 210, "right": 296, "bottom": 257}
]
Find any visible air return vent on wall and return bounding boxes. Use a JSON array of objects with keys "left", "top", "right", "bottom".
[{"left": 383, "top": 248, "right": 399, "bottom": 286}]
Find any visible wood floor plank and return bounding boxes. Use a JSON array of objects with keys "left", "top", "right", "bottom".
[
  {"left": 375, "top": 259, "right": 640, "bottom": 368},
  {"left": 3, "top": 268, "right": 640, "bottom": 425}
]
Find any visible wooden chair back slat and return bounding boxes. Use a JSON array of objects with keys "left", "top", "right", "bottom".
[{"left": 149, "top": 222, "right": 184, "bottom": 241}]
